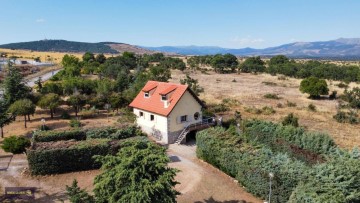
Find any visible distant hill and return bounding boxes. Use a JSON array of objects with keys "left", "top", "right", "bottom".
[
  {"left": 0, "top": 40, "right": 156, "bottom": 54},
  {"left": 144, "top": 38, "right": 360, "bottom": 59}
]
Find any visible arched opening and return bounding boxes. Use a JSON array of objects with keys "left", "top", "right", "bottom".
[
  {"left": 194, "top": 112, "right": 200, "bottom": 120},
  {"left": 185, "top": 130, "right": 197, "bottom": 144}
]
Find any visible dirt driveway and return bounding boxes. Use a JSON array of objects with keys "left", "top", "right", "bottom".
[
  {"left": 0, "top": 141, "right": 262, "bottom": 203},
  {"left": 168, "top": 141, "right": 262, "bottom": 203}
]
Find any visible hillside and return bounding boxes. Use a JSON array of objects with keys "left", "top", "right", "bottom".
[
  {"left": 144, "top": 38, "right": 360, "bottom": 59},
  {"left": 0, "top": 40, "right": 156, "bottom": 54}
]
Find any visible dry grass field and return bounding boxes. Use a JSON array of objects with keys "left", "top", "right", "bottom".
[
  {"left": 171, "top": 70, "right": 360, "bottom": 149},
  {"left": 0, "top": 48, "right": 114, "bottom": 64}
]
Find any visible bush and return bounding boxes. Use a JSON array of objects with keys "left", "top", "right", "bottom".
[
  {"left": 300, "top": 77, "right": 329, "bottom": 98},
  {"left": 60, "top": 111, "right": 71, "bottom": 119},
  {"left": 79, "top": 109, "right": 96, "bottom": 119},
  {"left": 86, "top": 126, "right": 143, "bottom": 140},
  {"left": 70, "top": 119, "right": 81, "bottom": 128},
  {"left": 196, "top": 127, "right": 308, "bottom": 203},
  {"left": 333, "top": 111, "right": 359, "bottom": 124},
  {"left": 282, "top": 113, "right": 299, "bottom": 127},
  {"left": 308, "top": 104, "right": 317, "bottom": 112},
  {"left": 286, "top": 100, "right": 297, "bottom": 107},
  {"left": 1, "top": 136, "right": 31, "bottom": 154},
  {"left": 262, "top": 106, "right": 276, "bottom": 115},
  {"left": 38, "top": 125, "right": 50, "bottom": 131},
  {"left": 336, "top": 82, "right": 349, "bottom": 88},
  {"left": 33, "top": 129, "right": 86, "bottom": 142},
  {"left": 27, "top": 139, "right": 117, "bottom": 175},
  {"left": 244, "top": 120, "right": 336, "bottom": 157},
  {"left": 264, "top": 93, "right": 280, "bottom": 100},
  {"left": 329, "top": 91, "right": 337, "bottom": 100},
  {"left": 66, "top": 179, "right": 94, "bottom": 203}
]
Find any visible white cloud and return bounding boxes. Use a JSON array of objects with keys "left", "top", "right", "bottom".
[
  {"left": 35, "top": 18, "right": 46, "bottom": 23},
  {"left": 230, "top": 36, "right": 265, "bottom": 46}
]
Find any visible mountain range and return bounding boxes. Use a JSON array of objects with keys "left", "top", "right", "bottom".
[
  {"left": 1, "top": 38, "right": 360, "bottom": 59},
  {"left": 144, "top": 38, "right": 360, "bottom": 58}
]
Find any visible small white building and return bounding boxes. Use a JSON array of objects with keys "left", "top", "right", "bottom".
[{"left": 129, "top": 81, "right": 208, "bottom": 144}]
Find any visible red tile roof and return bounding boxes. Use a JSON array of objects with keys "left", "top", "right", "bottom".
[{"left": 129, "top": 81, "right": 204, "bottom": 116}]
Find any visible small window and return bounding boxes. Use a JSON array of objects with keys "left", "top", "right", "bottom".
[
  {"left": 161, "top": 95, "right": 167, "bottom": 101},
  {"left": 180, "top": 115, "right": 187, "bottom": 122},
  {"left": 150, "top": 114, "right": 155, "bottom": 121},
  {"left": 194, "top": 112, "right": 200, "bottom": 120},
  {"left": 144, "top": 92, "right": 149, "bottom": 98},
  {"left": 140, "top": 111, "right": 144, "bottom": 117}
]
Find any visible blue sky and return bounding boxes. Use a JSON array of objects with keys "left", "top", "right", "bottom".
[{"left": 0, "top": 0, "right": 359, "bottom": 48}]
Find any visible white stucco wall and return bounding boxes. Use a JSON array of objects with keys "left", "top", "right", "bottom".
[
  {"left": 133, "top": 108, "right": 169, "bottom": 143},
  {"left": 168, "top": 91, "right": 202, "bottom": 132}
]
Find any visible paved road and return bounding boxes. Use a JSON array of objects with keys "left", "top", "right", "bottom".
[{"left": 27, "top": 69, "right": 61, "bottom": 87}]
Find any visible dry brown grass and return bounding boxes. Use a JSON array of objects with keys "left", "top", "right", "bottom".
[
  {"left": 171, "top": 70, "right": 360, "bottom": 149},
  {"left": 0, "top": 48, "right": 114, "bottom": 64}
]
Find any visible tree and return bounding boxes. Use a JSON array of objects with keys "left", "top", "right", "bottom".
[
  {"left": 66, "top": 179, "right": 95, "bottom": 203},
  {"left": 180, "top": 74, "right": 204, "bottom": 96},
  {"left": 114, "top": 69, "right": 131, "bottom": 93},
  {"left": 109, "top": 93, "right": 126, "bottom": 112},
  {"left": 35, "top": 77, "right": 43, "bottom": 91},
  {"left": 93, "top": 139, "right": 179, "bottom": 203},
  {"left": 62, "top": 54, "right": 80, "bottom": 67},
  {"left": 96, "top": 79, "right": 114, "bottom": 103},
  {"left": 37, "top": 93, "right": 61, "bottom": 118},
  {"left": 95, "top": 54, "right": 106, "bottom": 64},
  {"left": 300, "top": 77, "right": 329, "bottom": 98},
  {"left": 82, "top": 52, "right": 95, "bottom": 62},
  {"left": 8, "top": 99, "right": 36, "bottom": 128},
  {"left": 239, "top": 56, "right": 266, "bottom": 73},
  {"left": 68, "top": 94, "right": 87, "bottom": 117},
  {"left": 269, "top": 55, "right": 289, "bottom": 66},
  {"left": 1, "top": 136, "right": 30, "bottom": 154},
  {"left": 0, "top": 100, "right": 13, "bottom": 138},
  {"left": 223, "top": 53, "right": 239, "bottom": 72},
  {"left": 4, "top": 66, "right": 31, "bottom": 104},
  {"left": 149, "top": 65, "right": 171, "bottom": 82},
  {"left": 343, "top": 87, "right": 360, "bottom": 109}
]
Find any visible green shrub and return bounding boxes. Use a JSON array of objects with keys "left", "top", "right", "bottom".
[
  {"left": 244, "top": 120, "right": 336, "bottom": 157},
  {"left": 264, "top": 93, "right": 280, "bottom": 100},
  {"left": 289, "top": 150, "right": 360, "bottom": 203},
  {"left": 85, "top": 127, "right": 117, "bottom": 139},
  {"left": 336, "top": 82, "right": 349, "bottom": 88},
  {"left": 1, "top": 136, "right": 31, "bottom": 154},
  {"left": 27, "top": 139, "right": 116, "bottom": 175},
  {"left": 33, "top": 129, "right": 86, "bottom": 142},
  {"left": 244, "top": 106, "right": 263, "bottom": 114},
  {"left": 70, "top": 119, "right": 81, "bottom": 128},
  {"left": 282, "top": 113, "right": 299, "bottom": 127},
  {"left": 308, "top": 104, "right": 317, "bottom": 112},
  {"left": 66, "top": 179, "right": 94, "bottom": 203},
  {"left": 38, "top": 125, "right": 50, "bottom": 131},
  {"left": 79, "top": 109, "right": 96, "bottom": 119},
  {"left": 333, "top": 111, "right": 359, "bottom": 124},
  {"left": 196, "top": 127, "right": 308, "bottom": 203},
  {"left": 211, "top": 103, "right": 230, "bottom": 113},
  {"left": 60, "top": 111, "right": 71, "bottom": 119}
]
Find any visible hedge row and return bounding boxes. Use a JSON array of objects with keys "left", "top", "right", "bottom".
[
  {"left": 86, "top": 126, "right": 144, "bottom": 139},
  {"left": 27, "top": 139, "right": 120, "bottom": 175},
  {"left": 33, "top": 130, "right": 86, "bottom": 142},
  {"left": 244, "top": 120, "right": 336, "bottom": 155},
  {"left": 196, "top": 127, "right": 308, "bottom": 203},
  {"left": 32, "top": 126, "right": 142, "bottom": 142}
]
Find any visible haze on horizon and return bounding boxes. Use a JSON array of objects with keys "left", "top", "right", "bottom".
[{"left": 0, "top": 0, "right": 359, "bottom": 49}]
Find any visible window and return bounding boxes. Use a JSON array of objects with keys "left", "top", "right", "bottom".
[
  {"left": 161, "top": 95, "right": 167, "bottom": 101},
  {"left": 150, "top": 114, "right": 155, "bottom": 121},
  {"left": 139, "top": 111, "right": 144, "bottom": 117},
  {"left": 194, "top": 112, "right": 200, "bottom": 120},
  {"left": 144, "top": 92, "right": 149, "bottom": 98},
  {"left": 180, "top": 115, "right": 187, "bottom": 122}
]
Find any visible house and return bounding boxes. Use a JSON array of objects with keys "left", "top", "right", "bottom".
[{"left": 129, "top": 81, "right": 213, "bottom": 144}]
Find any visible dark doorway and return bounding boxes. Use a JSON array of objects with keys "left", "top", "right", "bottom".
[{"left": 186, "top": 130, "right": 197, "bottom": 143}]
